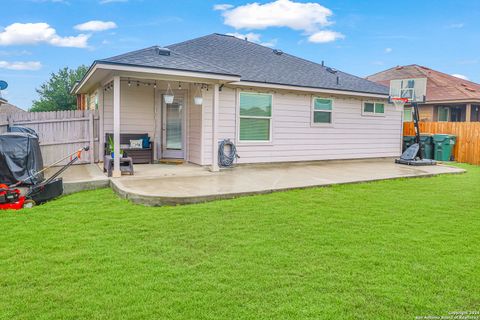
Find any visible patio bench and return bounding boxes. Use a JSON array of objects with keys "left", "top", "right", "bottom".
[{"left": 105, "top": 133, "right": 153, "bottom": 164}]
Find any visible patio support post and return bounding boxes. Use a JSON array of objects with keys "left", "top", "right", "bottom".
[
  {"left": 466, "top": 103, "right": 472, "bottom": 122},
  {"left": 211, "top": 83, "right": 220, "bottom": 172},
  {"left": 112, "top": 76, "right": 121, "bottom": 177}
]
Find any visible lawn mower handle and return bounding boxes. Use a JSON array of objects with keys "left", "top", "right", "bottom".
[{"left": 9, "top": 146, "right": 90, "bottom": 188}]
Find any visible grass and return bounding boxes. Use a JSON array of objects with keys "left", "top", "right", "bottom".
[{"left": 0, "top": 164, "right": 479, "bottom": 319}]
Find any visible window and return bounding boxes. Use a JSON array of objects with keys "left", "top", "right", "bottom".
[
  {"left": 239, "top": 92, "right": 272, "bottom": 142},
  {"left": 403, "top": 107, "right": 413, "bottom": 122},
  {"left": 363, "top": 102, "right": 385, "bottom": 116},
  {"left": 312, "top": 98, "right": 333, "bottom": 124},
  {"left": 438, "top": 106, "right": 449, "bottom": 122}
]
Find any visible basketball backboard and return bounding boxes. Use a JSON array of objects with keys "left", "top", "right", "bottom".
[{"left": 389, "top": 78, "right": 427, "bottom": 103}]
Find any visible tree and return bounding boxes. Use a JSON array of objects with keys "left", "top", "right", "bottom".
[{"left": 30, "top": 65, "right": 88, "bottom": 112}]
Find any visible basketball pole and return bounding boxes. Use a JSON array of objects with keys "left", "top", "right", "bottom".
[{"left": 412, "top": 102, "right": 423, "bottom": 159}]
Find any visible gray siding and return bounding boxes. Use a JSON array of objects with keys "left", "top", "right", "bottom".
[{"left": 202, "top": 86, "right": 401, "bottom": 164}]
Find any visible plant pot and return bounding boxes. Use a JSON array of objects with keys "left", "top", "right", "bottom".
[
  {"left": 164, "top": 95, "right": 174, "bottom": 104},
  {"left": 194, "top": 97, "right": 203, "bottom": 105}
]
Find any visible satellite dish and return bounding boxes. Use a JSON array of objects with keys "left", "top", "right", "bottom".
[{"left": 0, "top": 80, "right": 8, "bottom": 91}]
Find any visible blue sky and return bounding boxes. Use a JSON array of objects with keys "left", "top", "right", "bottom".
[{"left": 0, "top": 0, "right": 479, "bottom": 109}]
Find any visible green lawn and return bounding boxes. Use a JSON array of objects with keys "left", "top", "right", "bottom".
[{"left": 1, "top": 164, "right": 479, "bottom": 320}]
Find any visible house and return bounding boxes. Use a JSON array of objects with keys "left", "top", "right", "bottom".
[
  {"left": 367, "top": 65, "right": 480, "bottom": 122},
  {"left": 0, "top": 101, "right": 27, "bottom": 117},
  {"left": 72, "top": 33, "right": 400, "bottom": 176}
]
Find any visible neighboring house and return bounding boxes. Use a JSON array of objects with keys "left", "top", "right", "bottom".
[
  {"left": 0, "top": 101, "right": 27, "bottom": 117},
  {"left": 72, "top": 33, "right": 400, "bottom": 176},
  {"left": 367, "top": 64, "right": 480, "bottom": 122}
]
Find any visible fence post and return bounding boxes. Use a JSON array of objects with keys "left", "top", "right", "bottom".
[{"left": 89, "top": 111, "right": 94, "bottom": 164}]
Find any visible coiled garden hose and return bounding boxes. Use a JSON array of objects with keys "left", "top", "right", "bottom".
[{"left": 218, "top": 139, "right": 240, "bottom": 168}]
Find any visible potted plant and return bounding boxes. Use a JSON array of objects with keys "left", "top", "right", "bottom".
[{"left": 108, "top": 136, "right": 123, "bottom": 158}]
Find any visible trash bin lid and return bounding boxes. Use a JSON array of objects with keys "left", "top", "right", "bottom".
[{"left": 433, "top": 134, "right": 450, "bottom": 142}]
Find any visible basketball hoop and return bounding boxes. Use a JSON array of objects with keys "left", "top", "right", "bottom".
[{"left": 391, "top": 97, "right": 408, "bottom": 111}]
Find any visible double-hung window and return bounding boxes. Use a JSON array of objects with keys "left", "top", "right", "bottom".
[
  {"left": 363, "top": 101, "right": 385, "bottom": 116},
  {"left": 239, "top": 92, "right": 272, "bottom": 142},
  {"left": 312, "top": 98, "right": 333, "bottom": 125}
]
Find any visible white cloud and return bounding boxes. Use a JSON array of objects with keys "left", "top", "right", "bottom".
[
  {"left": 218, "top": 0, "right": 343, "bottom": 44},
  {"left": 100, "top": 0, "right": 127, "bottom": 3},
  {"left": 222, "top": 0, "right": 332, "bottom": 32},
  {"left": 74, "top": 20, "right": 117, "bottom": 32},
  {"left": 446, "top": 23, "right": 464, "bottom": 29},
  {"left": 0, "top": 60, "right": 42, "bottom": 70},
  {"left": 226, "top": 32, "right": 277, "bottom": 47},
  {"left": 0, "top": 23, "right": 89, "bottom": 48},
  {"left": 213, "top": 4, "right": 233, "bottom": 11},
  {"left": 451, "top": 74, "right": 469, "bottom": 80},
  {"left": 308, "top": 30, "right": 344, "bottom": 43},
  {"left": 385, "top": 47, "right": 392, "bottom": 53}
]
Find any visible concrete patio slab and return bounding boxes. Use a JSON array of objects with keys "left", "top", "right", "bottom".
[
  {"left": 109, "top": 158, "right": 465, "bottom": 206},
  {"left": 45, "top": 164, "right": 109, "bottom": 194}
]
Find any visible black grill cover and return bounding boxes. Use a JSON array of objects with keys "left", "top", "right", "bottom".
[
  {"left": 8, "top": 125, "right": 39, "bottom": 138},
  {"left": 0, "top": 132, "right": 44, "bottom": 185}
]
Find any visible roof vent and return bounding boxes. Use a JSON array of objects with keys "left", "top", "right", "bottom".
[
  {"left": 273, "top": 49, "right": 283, "bottom": 55},
  {"left": 155, "top": 47, "right": 171, "bottom": 56},
  {"left": 326, "top": 67, "right": 337, "bottom": 74}
]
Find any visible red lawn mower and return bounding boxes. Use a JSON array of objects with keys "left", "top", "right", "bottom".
[{"left": 0, "top": 128, "right": 89, "bottom": 210}]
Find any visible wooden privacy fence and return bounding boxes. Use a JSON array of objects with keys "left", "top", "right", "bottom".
[
  {"left": 403, "top": 122, "right": 480, "bottom": 165},
  {"left": 0, "top": 110, "right": 99, "bottom": 166}
]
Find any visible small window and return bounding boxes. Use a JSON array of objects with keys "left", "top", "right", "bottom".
[
  {"left": 239, "top": 92, "right": 272, "bottom": 142},
  {"left": 312, "top": 98, "right": 333, "bottom": 124},
  {"left": 438, "top": 106, "right": 449, "bottom": 122},
  {"left": 403, "top": 107, "right": 413, "bottom": 122},
  {"left": 363, "top": 102, "right": 385, "bottom": 116}
]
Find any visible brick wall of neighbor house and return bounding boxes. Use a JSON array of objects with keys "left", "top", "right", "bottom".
[
  {"left": 201, "top": 86, "right": 402, "bottom": 165},
  {"left": 419, "top": 105, "right": 434, "bottom": 121}
]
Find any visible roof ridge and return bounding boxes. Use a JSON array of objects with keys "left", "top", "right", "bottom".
[
  {"left": 166, "top": 33, "right": 218, "bottom": 49},
  {"left": 99, "top": 45, "right": 160, "bottom": 62}
]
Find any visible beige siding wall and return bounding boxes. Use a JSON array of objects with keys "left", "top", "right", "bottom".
[
  {"left": 103, "top": 82, "right": 156, "bottom": 138},
  {"left": 101, "top": 82, "right": 204, "bottom": 164},
  {"left": 201, "top": 86, "right": 402, "bottom": 164}
]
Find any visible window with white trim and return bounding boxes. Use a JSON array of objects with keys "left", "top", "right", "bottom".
[
  {"left": 312, "top": 98, "right": 333, "bottom": 124},
  {"left": 363, "top": 102, "right": 385, "bottom": 116},
  {"left": 438, "top": 106, "right": 449, "bottom": 122},
  {"left": 239, "top": 92, "right": 272, "bottom": 142},
  {"left": 403, "top": 107, "right": 412, "bottom": 122}
]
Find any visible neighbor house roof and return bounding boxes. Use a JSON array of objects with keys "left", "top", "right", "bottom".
[
  {"left": 0, "top": 102, "right": 27, "bottom": 116},
  {"left": 96, "top": 33, "right": 388, "bottom": 96},
  {"left": 366, "top": 64, "right": 480, "bottom": 103}
]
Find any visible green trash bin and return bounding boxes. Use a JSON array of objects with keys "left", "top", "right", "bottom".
[
  {"left": 419, "top": 134, "right": 434, "bottom": 159},
  {"left": 433, "top": 134, "right": 457, "bottom": 161},
  {"left": 402, "top": 136, "right": 416, "bottom": 152}
]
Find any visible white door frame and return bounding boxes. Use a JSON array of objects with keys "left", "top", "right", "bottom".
[{"left": 160, "top": 90, "right": 188, "bottom": 159}]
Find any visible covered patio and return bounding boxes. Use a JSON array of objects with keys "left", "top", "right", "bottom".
[
  {"left": 73, "top": 47, "right": 243, "bottom": 177},
  {"left": 48, "top": 159, "right": 465, "bottom": 206}
]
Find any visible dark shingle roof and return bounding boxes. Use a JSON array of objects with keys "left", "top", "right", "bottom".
[
  {"left": 0, "top": 102, "right": 27, "bottom": 115},
  {"left": 99, "top": 33, "right": 388, "bottom": 95},
  {"left": 100, "top": 45, "right": 239, "bottom": 76}
]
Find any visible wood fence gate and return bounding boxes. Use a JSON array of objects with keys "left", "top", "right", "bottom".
[
  {"left": 404, "top": 122, "right": 480, "bottom": 165},
  {"left": 0, "top": 110, "right": 99, "bottom": 166}
]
